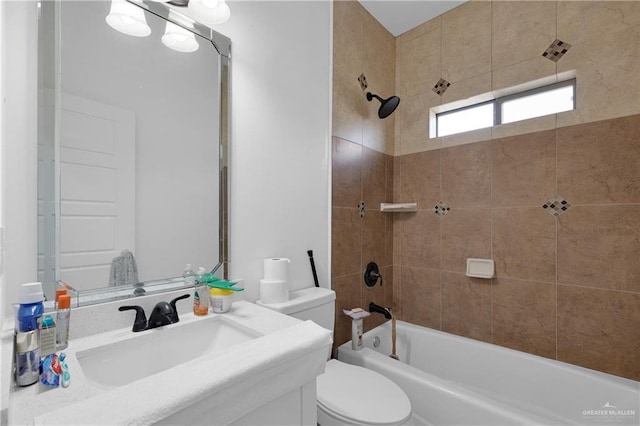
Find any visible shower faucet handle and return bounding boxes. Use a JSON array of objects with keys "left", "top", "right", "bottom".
[{"left": 364, "top": 262, "right": 383, "bottom": 287}]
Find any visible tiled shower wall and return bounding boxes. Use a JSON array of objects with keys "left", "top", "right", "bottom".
[
  {"left": 331, "top": 1, "right": 395, "bottom": 349},
  {"left": 332, "top": 0, "right": 640, "bottom": 380}
]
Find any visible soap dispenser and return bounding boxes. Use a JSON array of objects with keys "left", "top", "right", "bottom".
[{"left": 193, "top": 267, "right": 209, "bottom": 316}]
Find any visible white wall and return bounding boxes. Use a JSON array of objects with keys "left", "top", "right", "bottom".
[
  {"left": 215, "top": 1, "right": 332, "bottom": 301},
  {"left": 0, "top": 0, "right": 332, "bottom": 415},
  {"left": 1, "top": 0, "right": 39, "bottom": 417}
]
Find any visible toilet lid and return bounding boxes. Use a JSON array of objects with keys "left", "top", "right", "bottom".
[{"left": 317, "top": 359, "right": 411, "bottom": 425}]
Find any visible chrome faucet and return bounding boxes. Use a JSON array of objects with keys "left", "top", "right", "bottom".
[
  {"left": 369, "top": 302, "right": 392, "bottom": 320},
  {"left": 119, "top": 294, "right": 190, "bottom": 332}
]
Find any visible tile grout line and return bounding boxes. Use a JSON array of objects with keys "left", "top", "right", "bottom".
[{"left": 554, "top": 0, "right": 559, "bottom": 363}]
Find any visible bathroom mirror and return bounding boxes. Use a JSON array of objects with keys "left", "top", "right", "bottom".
[{"left": 37, "top": 0, "right": 230, "bottom": 305}]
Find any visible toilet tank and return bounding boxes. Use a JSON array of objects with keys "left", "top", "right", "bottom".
[{"left": 257, "top": 287, "right": 336, "bottom": 332}]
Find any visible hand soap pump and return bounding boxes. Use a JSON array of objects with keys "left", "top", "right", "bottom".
[
  {"left": 343, "top": 308, "right": 371, "bottom": 351},
  {"left": 193, "top": 267, "right": 209, "bottom": 316}
]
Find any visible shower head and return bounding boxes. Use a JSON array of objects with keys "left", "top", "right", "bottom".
[{"left": 366, "top": 92, "right": 400, "bottom": 119}]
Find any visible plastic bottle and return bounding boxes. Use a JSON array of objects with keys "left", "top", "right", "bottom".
[
  {"left": 56, "top": 294, "right": 71, "bottom": 350},
  {"left": 40, "top": 315, "right": 57, "bottom": 357},
  {"left": 55, "top": 288, "right": 67, "bottom": 310},
  {"left": 15, "top": 282, "right": 44, "bottom": 386},
  {"left": 196, "top": 266, "right": 207, "bottom": 283},
  {"left": 183, "top": 264, "right": 196, "bottom": 286},
  {"left": 193, "top": 286, "right": 209, "bottom": 316}
]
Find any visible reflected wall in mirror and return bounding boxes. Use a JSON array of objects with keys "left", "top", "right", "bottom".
[{"left": 38, "top": 0, "right": 230, "bottom": 304}]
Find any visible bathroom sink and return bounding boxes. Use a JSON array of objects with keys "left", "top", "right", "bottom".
[{"left": 76, "top": 316, "right": 260, "bottom": 388}]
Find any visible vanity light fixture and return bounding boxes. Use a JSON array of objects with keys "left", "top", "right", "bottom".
[
  {"left": 162, "top": 22, "right": 200, "bottom": 52},
  {"left": 187, "top": 0, "right": 231, "bottom": 25},
  {"left": 106, "top": 0, "right": 152, "bottom": 37}
]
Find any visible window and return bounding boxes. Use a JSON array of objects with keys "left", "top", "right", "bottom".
[{"left": 435, "top": 79, "right": 575, "bottom": 138}]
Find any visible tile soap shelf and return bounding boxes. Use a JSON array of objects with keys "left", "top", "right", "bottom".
[{"left": 380, "top": 203, "right": 418, "bottom": 212}]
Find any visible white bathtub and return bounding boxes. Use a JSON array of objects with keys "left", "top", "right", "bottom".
[{"left": 337, "top": 320, "right": 639, "bottom": 426}]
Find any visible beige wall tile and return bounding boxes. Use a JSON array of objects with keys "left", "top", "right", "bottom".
[
  {"left": 442, "top": 1, "right": 492, "bottom": 83},
  {"left": 397, "top": 149, "right": 441, "bottom": 208},
  {"left": 397, "top": 210, "right": 441, "bottom": 269},
  {"left": 492, "top": 57, "right": 557, "bottom": 94},
  {"left": 363, "top": 8, "right": 396, "bottom": 155},
  {"left": 440, "top": 127, "right": 492, "bottom": 149},
  {"left": 397, "top": 91, "right": 441, "bottom": 156},
  {"left": 385, "top": 213, "right": 394, "bottom": 266},
  {"left": 333, "top": 0, "right": 364, "bottom": 78},
  {"left": 558, "top": 285, "right": 640, "bottom": 380},
  {"left": 442, "top": 141, "right": 491, "bottom": 208},
  {"left": 361, "top": 147, "right": 387, "bottom": 208},
  {"left": 557, "top": 114, "right": 640, "bottom": 204},
  {"left": 493, "top": 207, "right": 556, "bottom": 282},
  {"left": 399, "top": 266, "right": 442, "bottom": 329},
  {"left": 332, "top": 207, "right": 361, "bottom": 277},
  {"left": 557, "top": 205, "right": 640, "bottom": 293},
  {"left": 492, "top": 129, "right": 556, "bottom": 208},
  {"left": 557, "top": 25, "right": 640, "bottom": 127},
  {"left": 492, "top": 1, "right": 556, "bottom": 70},
  {"left": 396, "top": 20, "right": 441, "bottom": 99},
  {"left": 493, "top": 278, "right": 556, "bottom": 359},
  {"left": 362, "top": 211, "right": 388, "bottom": 270},
  {"left": 441, "top": 72, "right": 492, "bottom": 106},
  {"left": 441, "top": 208, "right": 491, "bottom": 273},
  {"left": 332, "top": 273, "right": 363, "bottom": 350},
  {"left": 333, "top": 64, "right": 364, "bottom": 144},
  {"left": 363, "top": 265, "right": 393, "bottom": 330},
  {"left": 396, "top": 15, "right": 441, "bottom": 46},
  {"left": 332, "top": 137, "right": 362, "bottom": 208},
  {"left": 442, "top": 271, "right": 492, "bottom": 342},
  {"left": 557, "top": 1, "right": 640, "bottom": 46},
  {"left": 491, "top": 114, "right": 556, "bottom": 140}
]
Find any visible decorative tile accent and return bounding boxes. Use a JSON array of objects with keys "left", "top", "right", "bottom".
[
  {"left": 542, "top": 195, "right": 571, "bottom": 216},
  {"left": 432, "top": 78, "right": 451, "bottom": 96},
  {"left": 357, "top": 73, "right": 368, "bottom": 91},
  {"left": 542, "top": 39, "right": 572, "bottom": 62},
  {"left": 434, "top": 201, "right": 451, "bottom": 216},
  {"left": 357, "top": 201, "right": 366, "bottom": 218}
]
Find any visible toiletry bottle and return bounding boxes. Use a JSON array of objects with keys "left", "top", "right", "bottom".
[
  {"left": 183, "top": 264, "right": 196, "bottom": 286},
  {"left": 15, "top": 282, "right": 44, "bottom": 386},
  {"left": 195, "top": 266, "right": 207, "bottom": 284},
  {"left": 55, "top": 288, "right": 67, "bottom": 310},
  {"left": 193, "top": 286, "right": 209, "bottom": 316},
  {"left": 40, "top": 315, "right": 57, "bottom": 356},
  {"left": 56, "top": 294, "right": 71, "bottom": 350}
]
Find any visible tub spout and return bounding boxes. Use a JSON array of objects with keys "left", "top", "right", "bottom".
[{"left": 369, "top": 302, "right": 392, "bottom": 320}]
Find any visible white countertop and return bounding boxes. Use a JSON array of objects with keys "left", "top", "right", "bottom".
[{"left": 8, "top": 301, "right": 332, "bottom": 426}]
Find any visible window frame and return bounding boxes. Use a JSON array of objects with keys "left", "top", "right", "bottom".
[{"left": 435, "top": 79, "right": 576, "bottom": 138}]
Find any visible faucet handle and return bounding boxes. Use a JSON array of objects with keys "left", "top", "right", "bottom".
[
  {"left": 119, "top": 305, "right": 148, "bottom": 332},
  {"left": 168, "top": 293, "right": 191, "bottom": 322}
]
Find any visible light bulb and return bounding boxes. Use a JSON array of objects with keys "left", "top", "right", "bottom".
[
  {"left": 162, "top": 22, "right": 199, "bottom": 53},
  {"left": 106, "top": 0, "right": 151, "bottom": 37},
  {"left": 188, "top": 0, "right": 230, "bottom": 25}
]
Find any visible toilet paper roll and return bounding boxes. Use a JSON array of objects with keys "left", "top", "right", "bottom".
[
  {"left": 263, "top": 258, "right": 291, "bottom": 282},
  {"left": 259, "top": 279, "right": 289, "bottom": 304}
]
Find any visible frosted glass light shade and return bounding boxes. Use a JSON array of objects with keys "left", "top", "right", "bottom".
[
  {"left": 106, "top": 0, "right": 151, "bottom": 37},
  {"left": 188, "top": 0, "right": 230, "bottom": 25},
  {"left": 162, "top": 22, "right": 199, "bottom": 53}
]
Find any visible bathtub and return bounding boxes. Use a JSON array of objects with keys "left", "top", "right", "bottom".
[{"left": 337, "top": 320, "right": 639, "bottom": 426}]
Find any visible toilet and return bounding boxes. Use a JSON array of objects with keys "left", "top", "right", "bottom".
[{"left": 257, "top": 287, "right": 412, "bottom": 426}]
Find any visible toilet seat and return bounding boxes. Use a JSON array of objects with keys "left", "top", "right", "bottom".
[{"left": 317, "top": 359, "right": 411, "bottom": 425}]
